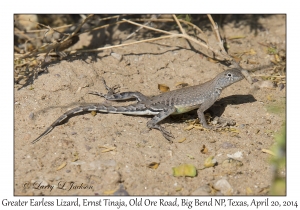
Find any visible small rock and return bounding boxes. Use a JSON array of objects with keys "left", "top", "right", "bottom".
[
  {"left": 221, "top": 142, "right": 235, "bottom": 149},
  {"left": 113, "top": 184, "right": 129, "bottom": 196},
  {"left": 227, "top": 151, "right": 243, "bottom": 159},
  {"left": 222, "top": 158, "right": 243, "bottom": 169},
  {"left": 254, "top": 80, "right": 275, "bottom": 89},
  {"left": 191, "top": 184, "right": 211, "bottom": 195},
  {"left": 85, "top": 145, "right": 92, "bottom": 151},
  {"left": 111, "top": 52, "right": 123, "bottom": 61},
  {"left": 213, "top": 179, "right": 234, "bottom": 195},
  {"left": 18, "top": 78, "right": 27, "bottom": 85},
  {"left": 82, "top": 160, "right": 116, "bottom": 170},
  {"left": 29, "top": 112, "right": 34, "bottom": 120},
  {"left": 85, "top": 127, "right": 93, "bottom": 132},
  {"left": 55, "top": 176, "right": 62, "bottom": 181},
  {"left": 278, "top": 83, "right": 285, "bottom": 91},
  {"left": 239, "top": 124, "right": 247, "bottom": 129}
]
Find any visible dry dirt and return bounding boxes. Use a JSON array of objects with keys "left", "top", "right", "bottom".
[{"left": 14, "top": 15, "right": 286, "bottom": 196}]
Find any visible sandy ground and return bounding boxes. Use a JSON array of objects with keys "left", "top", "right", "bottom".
[{"left": 14, "top": 15, "right": 285, "bottom": 195}]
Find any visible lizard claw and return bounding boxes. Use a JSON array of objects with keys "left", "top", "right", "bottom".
[
  {"left": 160, "top": 127, "right": 175, "bottom": 142},
  {"left": 88, "top": 91, "right": 106, "bottom": 97}
]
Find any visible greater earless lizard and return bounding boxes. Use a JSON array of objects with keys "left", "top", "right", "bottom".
[{"left": 31, "top": 68, "right": 245, "bottom": 144}]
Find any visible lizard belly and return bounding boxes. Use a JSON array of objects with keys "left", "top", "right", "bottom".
[
  {"left": 173, "top": 104, "right": 200, "bottom": 115},
  {"left": 122, "top": 109, "right": 160, "bottom": 115}
]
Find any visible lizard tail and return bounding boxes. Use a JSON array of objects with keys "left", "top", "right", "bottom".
[{"left": 31, "top": 103, "right": 150, "bottom": 144}]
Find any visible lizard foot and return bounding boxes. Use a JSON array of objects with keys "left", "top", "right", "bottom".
[
  {"left": 148, "top": 124, "right": 174, "bottom": 142},
  {"left": 160, "top": 128, "right": 175, "bottom": 142}
]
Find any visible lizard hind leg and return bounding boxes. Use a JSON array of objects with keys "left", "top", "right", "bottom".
[
  {"left": 146, "top": 107, "right": 176, "bottom": 141},
  {"left": 89, "top": 78, "right": 148, "bottom": 102},
  {"left": 89, "top": 91, "right": 148, "bottom": 102}
]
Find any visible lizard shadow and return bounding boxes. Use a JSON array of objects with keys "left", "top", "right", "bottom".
[{"left": 208, "top": 94, "right": 257, "bottom": 117}]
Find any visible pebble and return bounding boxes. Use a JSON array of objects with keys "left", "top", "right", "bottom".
[
  {"left": 278, "top": 83, "right": 285, "bottom": 91},
  {"left": 222, "top": 158, "right": 243, "bottom": 169},
  {"left": 191, "top": 184, "right": 211, "bottom": 195},
  {"left": 227, "top": 151, "right": 243, "bottom": 159},
  {"left": 113, "top": 184, "right": 129, "bottom": 196},
  {"left": 82, "top": 159, "right": 116, "bottom": 170},
  {"left": 213, "top": 179, "right": 234, "bottom": 195},
  {"left": 254, "top": 80, "right": 275, "bottom": 89},
  {"left": 221, "top": 142, "right": 235, "bottom": 149},
  {"left": 111, "top": 52, "right": 123, "bottom": 61},
  {"left": 28, "top": 112, "right": 34, "bottom": 120}
]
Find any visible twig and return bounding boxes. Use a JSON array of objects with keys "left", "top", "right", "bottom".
[
  {"left": 130, "top": 18, "right": 206, "bottom": 38},
  {"left": 125, "top": 15, "right": 160, "bottom": 40},
  {"left": 71, "top": 14, "right": 94, "bottom": 37},
  {"left": 122, "top": 18, "right": 173, "bottom": 35},
  {"left": 68, "top": 35, "right": 175, "bottom": 53},
  {"left": 172, "top": 15, "right": 185, "bottom": 34},
  {"left": 207, "top": 14, "right": 231, "bottom": 61},
  {"left": 122, "top": 18, "right": 234, "bottom": 60},
  {"left": 26, "top": 24, "right": 73, "bottom": 33},
  {"left": 207, "top": 15, "right": 222, "bottom": 44}
]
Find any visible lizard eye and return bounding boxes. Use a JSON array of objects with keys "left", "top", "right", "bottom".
[{"left": 227, "top": 73, "right": 232, "bottom": 77}]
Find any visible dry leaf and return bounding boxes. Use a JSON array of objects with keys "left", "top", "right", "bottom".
[
  {"left": 207, "top": 57, "right": 219, "bottom": 63},
  {"left": 175, "top": 186, "right": 182, "bottom": 192},
  {"left": 187, "top": 154, "right": 194, "bottom": 159},
  {"left": 148, "top": 162, "right": 160, "bottom": 169},
  {"left": 201, "top": 145, "right": 208, "bottom": 154},
  {"left": 103, "top": 189, "right": 117, "bottom": 195},
  {"left": 247, "top": 59, "right": 259, "bottom": 64},
  {"left": 267, "top": 94, "right": 275, "bottom": 101},
  {"left": 56, "top": 162, "right": 67, "bottom": 171},
  {"left": 262, "top": 149, "right": 275, "bottom": 156},
  {"left": 222, "top": 158, "right": 243, "bottom": 169},
  {"left": 229, "top": 128, "right": 240, "bottom": 133},
  {"left": 245, "top": 48, "right": 256, "bottom": 55},
  {"left": 228, "top": 35, "right": 246, "bottom": 40},
  {"left": 175, "top": 82, "right": 188, "bottom": 88},
  {"left": 204, "top": 156, "right": 217, "bottom": 168},
  {"left": 193, "top": 125, "right": 206, "bottom": 130},
  {"left": 172, "top": 164, "right": 197, "bottom": 177},
  {"left": 183, "top": 124, "right": 194, "bottom": 131},
  {"left": 158, "top": 84, "right": 170, "bottom": 92},
  {"left": 246, "top": 187, "right": 254, "bottom": 195},
  {"left": 232, "top": 56, "right": 242, "bottom": 63},
  {"left": 91, "top": 111, "right": 97, "bottom": 116},
  {"left": 72, "top": 152, "right": 79, "bottom": 162},
  {"left": 99, "top": 145, "right": 116, "bottom": 153},
  {"left": 177, "top": 137, "right": 187, "bottom": 143},
  {"left": 274, "top": 54, "right": 280, "bottom": 62}
]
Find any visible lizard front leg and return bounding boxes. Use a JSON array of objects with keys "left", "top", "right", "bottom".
[
  {"left": 196, "top": 99, "right": 217, "bottom": 129},
  {"left": 147, "top": 107, "right": 176, "bottom": 141},
  {"left": 197, "top": 98, "right": 223, "bottom": 129},
  {"left": 197, "top": 108, "right": 213, "bottom": 129}
]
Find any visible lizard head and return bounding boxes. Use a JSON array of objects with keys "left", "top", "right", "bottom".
[{"left": 214, "top": 68, "right": 245, "bottom": 89}]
